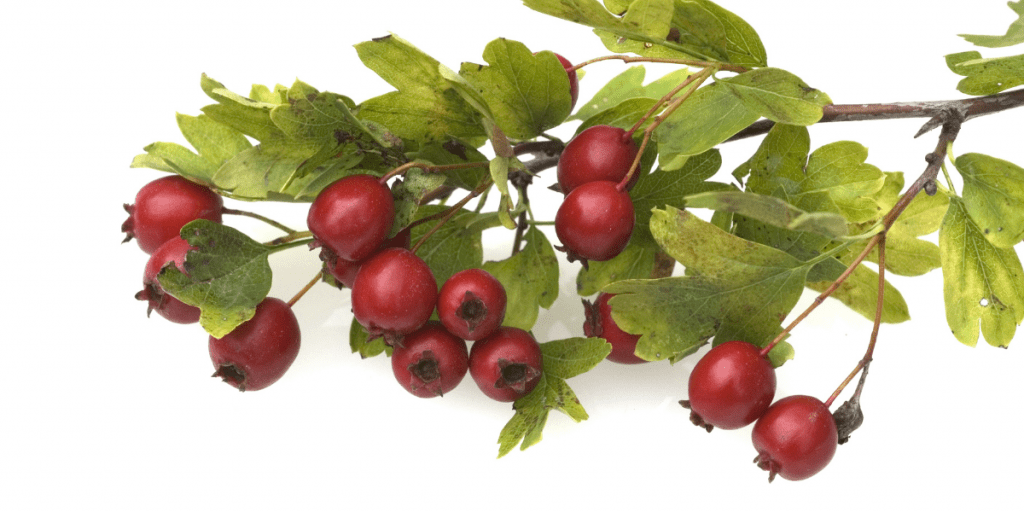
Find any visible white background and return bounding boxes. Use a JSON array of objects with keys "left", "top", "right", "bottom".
[{"left": 4, "top": 0, "right": 1024, "bottom": 510}]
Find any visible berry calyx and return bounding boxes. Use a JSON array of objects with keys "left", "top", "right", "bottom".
[
  {"left": 469, "top": 327, "right": 543, "bottom": 402},
  {"left": 582, "top": 293, "right": 647, "bottom": 364},
  {"left": 752, "top": 395, "right": 839, "bottom": 482},
  {"left": 351, "top": 248, "right": 438, "bottom": 345},
  {"left": 680, "top": 340, "right": 776, "bottom": 431},
  {"left": 391, "top": 322, "right": 470, "bottom": 398},
  {"left": 122, "top": 175, "right": 223, "bottom": 254},
  {"left": 554, "top": 180, "right": 635, "bottom": 265},
  {"left": 136, "top": 236, "right": 200, "bottom": 324},
  {"left": 209, "top": 297, "right": 302, "bottom": 392},
  {"left": 556, "top": 125, "right": 640, "bottom": 195},
  {"left": 307, "top": 174, "right": 395, "bottom": 262},
  {"left": 437, "top": 269, "right": 507, "bottom": 341}
]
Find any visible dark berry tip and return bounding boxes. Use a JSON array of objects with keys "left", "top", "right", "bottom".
[
  {"left": 213, "top": 364, "right": 248, "bottom": 392},
  {"left": 456, "top": 291, "right": 487, "bottom": 333}
]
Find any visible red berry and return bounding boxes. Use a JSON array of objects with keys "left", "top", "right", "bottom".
[
  {"left": 209, "top": 297, "right": 301, "bottom": 392},
  {"left": 556, "top": 125, "right": 640, "bottom": 194},
  {"left": 437, "top": 269, "right": 507, "bottom": 341},
  {"left": 122, "top": 175, "right": 223, "bottom": 254},
  {"left": 681, "top": 341, "right": 776, "bottom": 431},
  {"left": 469, "top": 327, "right": 543, "bottom": 402},
  {"left": 135, "top": 236, "right": 200, "bottom": 324},
  {"left": 752, "top": 395, "right": 838, "bottom": 482},
  {"left": 554, "top": 180, "right": 635, "bottom": 264},
  {"left": 553, "top": 53, "right": 579, "bottom": 110},
  {"left": 391, "top": 322, "right": 470, "bottom": 398},
  {"left": 351, "top": 248, "right": 438, "bottom": 345},
  {"left": 307, "top": 174, "right": 395, "bottom": 262},
  {"left": 582, "top": 293, "right": 647, "bottom": 364}
]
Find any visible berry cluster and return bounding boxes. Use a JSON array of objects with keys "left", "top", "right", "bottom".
[
  {"left": 679, "top": 341, "right": 838, "bottom": 482},
  {"left": 553, "top": 125, "right": 639, "bottom": 265},
  {"left": 125, "top": 175, "right": 302, "bottom": 391}
]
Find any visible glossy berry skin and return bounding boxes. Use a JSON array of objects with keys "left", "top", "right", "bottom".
[
  {"left": 556, "top": 125, "right": 640, "bottom": 195},
  {"left": 123, "top": 175, "right": 223, "bottom": 254},
  {"left": 209, "top": 297, "right": 301, "bottom": 392},
  {"left": 469, "top": 327, "right": 543, "bottom": 402},
  {"left": 582, "top": 293, "right": 647, "bottom": 364},
  {"left": 321, "top": 228, "right": 412, "bottom": 289},
  {"left": 351, "top": 248, "right": 438, "bottom": 345},
  {"left": 554, "top": 180, "right": 635, "bottom": 264},
  {"left": 437, "top": 269, "right": 507, "bottom": 341},
  {"left": 391, "top": 322, "right": 470, "bottom": 398},
  {"left": 752, "top": 395, "right": 838, "bottom": 482},
  {"left": 307, "top": 174, "right": 395, "bottom": 262},
  {"left": 682, "top": 340, "right": 776, "bottom": 431},
  {"left": 136, "top": 236, "right": 200, "bottom": 324},
  {"left": 553, "top": 53, "right": 579, "bottom": 110}
]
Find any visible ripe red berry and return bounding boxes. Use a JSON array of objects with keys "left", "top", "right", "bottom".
[
  {"left": 681, "top": 340, "right": 776, "bottom": 431},
  {"left": 122, "top": 175, "right": 223, "bottom": 254},
  {"left": 136, "top": 236, "right": 200, "bottom": 324},
  {"left": 752, "top": 395, "right": 838, "bottom": 482},
  {"left": 469, "top": 327, "right": 543, "bottom": 402},
  {"left": 554, "top": 180, "right": 635, "bottom": 264},
  {"left": 391, "top": 322, "right": 470, "bottom": 398},
  {"left": 307, "top": 174, "right": 395, "bottom": 262},
  {"left": 351, "top": 248, "right": 438, "bottom": 345},
  {"left": 582, "top": 293, "right": 647, "bottom": 364},
  {"left": 552, "top": 53, "right": 579, "bottom": 110},
  {"left": 209, "top": 297, "right": 301, "bottom": 392},
  {"left": 556, "top": 125, "right": 640, "bottom": 195},
  {"left": 437, "top": 269, "right": 507, "bottom": 341}
]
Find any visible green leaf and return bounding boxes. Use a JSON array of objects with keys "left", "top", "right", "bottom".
[
  {"left": 940, "top": 197, "right": 1024, "bottom": 347},
  {"left": 570, "top": 65, "right": 647, "bottom": 122},
  {"left": 410, "top": 139, "right": 490, "bottom": 190},
  {"left": 630, "top": 148, "right": 729, "bottom": 243},
  {"left": 798, "top": 141, "right": 886, "bottom": 223},
  {"left": 685, "top": 190, "right": 849, "bottom": 239},
  {"left": 348, "top": 317, "right": 390, "bottom": 358},
  {"left": 391, "top": 169, "right": 449, "bottom": 235},
  {"left": 862, "top": 186, "right": 948, "bottom": 277},
  {"left": 955, "top": 152, "right": 1024, "bottom": 248},
  {"left": 656, "top": 82, "right": 761, "bottom": 160},
  {"left": 497, "top": 336, "right": 609, "bottom": 457},
  {"left": 959, "top": 1, "right": 1024, "bottom": 48},
  {"left": 157, "top": 220, "right": 273, "bottom": 338},
  {"left": 605, "top": 207, "right": 803, "bottom": 365},
  {"left": 410, "top": 206, "right": 497, "bottom": 286},
  {"left": 945, "top": 50, "right": 1024, "bottom": 96},
  {"left": 355, "top": 35, "right": 485, "bottom": 144},
  {"left": 175, "top": 113, "right": 253, "bottom": 172},
  {"left": 131, "top": 142, "right": 218, "bottom": 184},
  {"left": 482, "top": 226, "right": 559, "bottom": 331},
  {"left": 200, "top": 74, "right": 283, "bottom": 142},
  {"left": 458, "top": 39, "right": 572, "bottom": 139},
  {"left": 806, "top": 262, "right": 910, "bottom": 324},
  {"left": 718, "top": 68, "right": 832, "bottom": 126},
  {"left": 523, "top": 0, "right": 766, "bottom": 66},
  {"left": 576, "top": 241, "right": 659, "bottom": 296}
]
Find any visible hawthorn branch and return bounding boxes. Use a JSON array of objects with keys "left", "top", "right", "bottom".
[{"left": 727, "top": 88, "right": 1024, "bottom": 142}]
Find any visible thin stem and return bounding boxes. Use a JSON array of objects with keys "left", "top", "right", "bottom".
[
  {"left": 941, "top": 161, "right": 958, "bottom": 196},
  {"left": 266, "top": 230, "right": 313, "bottom": 246},
  {"left": 222, "top": 208, "right": 297, "bottom": 234},
  {"left": 511, "top": 186, "right": 531, "bottom": 255},
  {"left": 379, "top": 161, "right": 490, "bottom": 184},
  {"left": 267, "top": 238, "right": 315, "bottom": 254},
  {"left": 568, "top": 54, "right": 748, "bottom": 74},
  {"left": 825, "top": 235, "right": 886, "bottom": 408},
  {"left": 726, "top": 88, "right": 1024, "bottom": 142},
  {"left": 287, "top": 270, "right": 324, "bottom": 308},
  {"left": 410, "top": 179, "right": 493, "bottom": 255},
  {"left": 625, "top": 67, "right": 711, "bottom": 138}
]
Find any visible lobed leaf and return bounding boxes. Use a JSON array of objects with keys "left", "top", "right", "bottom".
[
  {"left": 945, "top": 50, "right": 1024, "bottom": 96},
  {"left": 959, "top": 1, "right": 1024, "bottom": 48},
  {"left": 497, "top": 337, "right": 609, "bottom": 457},
  {"left": 684, "top": 190, "right": 849, "bottom": 239},
  {"left": 630, "top": 148, "right": 729, "bottom": 244},
  {"left": 718, "top": 68, "right": 832, "bottom": 126},
  {"left": 806, "top": 263, "right": 911, "bottom": 324},
  {"left": 458, "top": 39, "right": 573, "bottom": 140},
  {"left": 655, "top": 82, "right": 760, "bottom": 161},
  {"left": 940, "top": 198, "right": 1024, "bottom": 347},
  {"left": 955, "top": 152, "right": 1024, "bottom": 248},
  {"left": 157, "top": 220, "right": 273, "bottom": 338},
  {"left": 576, "top": 241, "right": 659, "bottom": 296}
]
